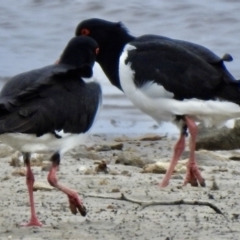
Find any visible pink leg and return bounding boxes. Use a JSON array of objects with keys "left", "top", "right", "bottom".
[
  {"left": 47, "top": 153, "right": 86, "bottom": 216},
  {"left": 22, "top": 153, "right": 42, "bottom": 227},
  {"left": 159, "top": 133, "right": 186, "bottom": 187},
  {"left": 183, "top": 117, "right": 205, "bottom": 187}
]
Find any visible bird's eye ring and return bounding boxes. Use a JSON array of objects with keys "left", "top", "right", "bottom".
[{"left": 81, "top": 28, "right": 90, "bottom": 36}]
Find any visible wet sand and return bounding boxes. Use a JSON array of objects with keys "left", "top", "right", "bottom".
[
  {"left": 0, "top": 133, "right": 240, "bottom": 240},
  {"left": 1, "top": 1, "right": 240, "bottom": 239}
]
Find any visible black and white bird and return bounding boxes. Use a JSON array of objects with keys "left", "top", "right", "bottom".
[
  {"left": 0, "top": 36, "right": 101, "bottom": 226},
  {"left": 76, "top": 18, "right": 240, "bottom": 188}
]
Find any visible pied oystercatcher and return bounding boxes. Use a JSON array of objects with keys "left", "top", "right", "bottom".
[
  {"left": 0, "top": 36, "right": 101, "bottom": 226},
  {"left": 76, "top": 18, "right": 240, "bottom": 188}
]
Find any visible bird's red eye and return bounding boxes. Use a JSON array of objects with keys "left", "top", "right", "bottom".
[
  {"left": 81, "top": 28, "right": 90, "bottom": 36},
  {"left": 95, "top": 48, "right": 99, "bottom": 55}
]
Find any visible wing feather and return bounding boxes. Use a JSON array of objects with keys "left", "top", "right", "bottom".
[
  {"left": 0, "top": 65, "right": 101, "bottom": 136},
  {"left": 125, "top": 37, "right": 236, "bottom": 100}
]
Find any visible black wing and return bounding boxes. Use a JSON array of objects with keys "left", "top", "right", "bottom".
[
  {"left": 0, "top": 65, "right": 101, "bottom": 136},
  {"left": 126, "top": 36, "right": 239, "bottom": 101},
  {"left": 1, "top": 65, "right": 68, "bottom": 97},
  {"left": 137, "top": 35, "right": 234, "bottom": 64}
]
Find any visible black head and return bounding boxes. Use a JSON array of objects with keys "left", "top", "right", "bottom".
[
  {"left": 75, "top": 19, "right": 134, "bottom": 91},
  {"left": 59, "top": 36, "right": 99, "bottom": 70},
  {"left": 75, "top": 18, "right": 132, "bottom": 52}
]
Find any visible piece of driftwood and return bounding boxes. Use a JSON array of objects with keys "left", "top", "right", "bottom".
[{"left": 85, "top": 193, "right": 222, "bottom": 214}]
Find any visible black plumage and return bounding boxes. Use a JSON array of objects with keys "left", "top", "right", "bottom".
[
  {"left": 0, "top": 35, "right": 101, "bottom": 227},
  {"left": 126, "top": 35, "right": 240, "bottom": 102},
  {"left": 0, "top": 66, "right": 100, "bottom": 136},
  {"left": 0, "top": 38, "right": 101, "bottom": 137}
]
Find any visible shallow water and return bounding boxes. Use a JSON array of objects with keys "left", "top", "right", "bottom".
[{"left": 1, "top": 0, "right": 240, "bottom": 134}]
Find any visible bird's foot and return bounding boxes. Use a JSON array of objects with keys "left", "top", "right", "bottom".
[
  {"left": 183, "top": 162, "right": 205, "bottom": 187},
  {"left": 68, "top": 191, "right": 87, "bottom": 216},
  {"left": 20, "top": 216, "right": 43, "bottom": 227},
  {"left": 159, "top": 178, "right": 169, "bottom": 188}
]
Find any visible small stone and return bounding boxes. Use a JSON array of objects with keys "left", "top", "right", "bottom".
[
  {"left": 1, "top": 175, "right": 10, "bottom": 181},
  {"left": 141, "top": 163, "right": 167, "bottom": 174},
  {"left": 84, "top": 169, "right": 95, "bottom": 175},
  {"left": 138, "top": 133, "right": 163, "bottom": 141},
  {"left": 11, "top": 168, "right": 26, "bottom": 177},
  {"left": 77, "top": 165, "right": 88, "bottom": 173},
  {"left": 109, "top": 170, "right": 119, "bottom": 175},
  {"left": 99, "top": 178, "right": 108, "bottom": 185},
  {"left": 210, "top": 177, "right": 219, "bottom": 190},
  {"left": 121, "top": 170, "right": 131, "bottom": 176},
  {"left": 232, "top": 213, "right": 239, "bottom": 220},
  {"left": 115, "top": 152, "right": 145, "bottom": 168},
  {"left": 70, "top": 148, "right": 102, "bottom": 160},
  {"left": 95, "top": 145, "right": 111, "bottom": 151},
  {"left": 218, "top": 168, "right": 228, "bottom": 172},
  {"left": 111, "top": 188, "right": 120, "bottom": 193},
  {"left": 95, "top": 160, "right": 109, "bottom": 173},
  {"left": 141, "top": 160, "right": 187, "bottom": 174},
  {"left": 208, "top": 194, "right": 214, "bottom": 199},
  {"left": 229, "top": 156, "right": 240, "bottom": 161},
  {"left": 171, "top": 174, "right": 183, "bottom": 180},
  {"left": 125, "top": 147, "right": 137, "bottom": 152},
  {"left": 107, "top": 205, "right": 117, "bottom": 209},
  {"left": 0, "top": 144, "right": 15, "bottom": 158},
  {"left": 196, "top": 120, "right": 240, "bottom": 151},
  {"left": 33, "top": 182, "right": 54, "bottom": 191},
  {"left": 95, "top": 142, "right": 124, "bottom": 151},
  {"left": 41, "top": 161, "right": 51, "bottom": 171},
  {"left": 232, "top": 170, "right": 240, "bottom": 175},
  {"left": 9, "top": 151, "right": 22, "bottom": 167},
  {"left": 114, "top": 135, "right": 131, "bottom": 142},
  {"left": 109, "top": 143, "right": 123, "bottom": 150}
]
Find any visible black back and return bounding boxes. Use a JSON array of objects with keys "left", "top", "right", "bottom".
[
  {"left": 0, "top": 36, "right": 101, "bottom": 136},
  {"left": 126, "top": 35, "right": 239, "bottom": 101},
  {"left": 76, "top": 19, "right": 240, "bottom": 103}
]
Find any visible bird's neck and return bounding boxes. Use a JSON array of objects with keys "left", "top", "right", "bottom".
[{"left": 97, "top": 34, "right": 135, "bottom": 91}]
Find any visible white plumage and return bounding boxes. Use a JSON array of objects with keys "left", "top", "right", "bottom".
[{"left": 0, "top": 132, "right": 89, "bottom": 154}]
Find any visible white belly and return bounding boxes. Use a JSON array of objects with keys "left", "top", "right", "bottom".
[{"left": 0, "top": 132, "right": 89, "bottom": 154}]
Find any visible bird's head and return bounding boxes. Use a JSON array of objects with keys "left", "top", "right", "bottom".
[
  {"left": 75, "top": 18, "right": 131, "bottom": 60},
  {"left": 59, "top": 36, "right": 99, "bottom": 74}
]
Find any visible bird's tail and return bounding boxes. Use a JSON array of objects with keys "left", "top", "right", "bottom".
[{"left": 221, "top": 53, "right": 233, "bottom": 62}]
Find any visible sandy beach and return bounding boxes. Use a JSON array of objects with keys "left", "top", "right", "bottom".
[
  {"left": 0, "top": 133, "right": 240, "bottom": 240},
  {"left": 1, "top": 0, "right": 240, "bottom": 239}
]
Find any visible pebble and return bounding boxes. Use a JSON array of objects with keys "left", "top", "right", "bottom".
[
  {"left": 33, "top": 182, "right": 54, "bottom": 191},
  {"left": 115, "top": 152, "right": 145, "bottom": 167},
  {"left": 0, "top": 144, "right": 15, "bottom": 158},
  {"left": 141, "top": 160, "right": 187, "bottom": 174},
  {"left": 11, "top": 168, "right": 26, "bottom": 177}
]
